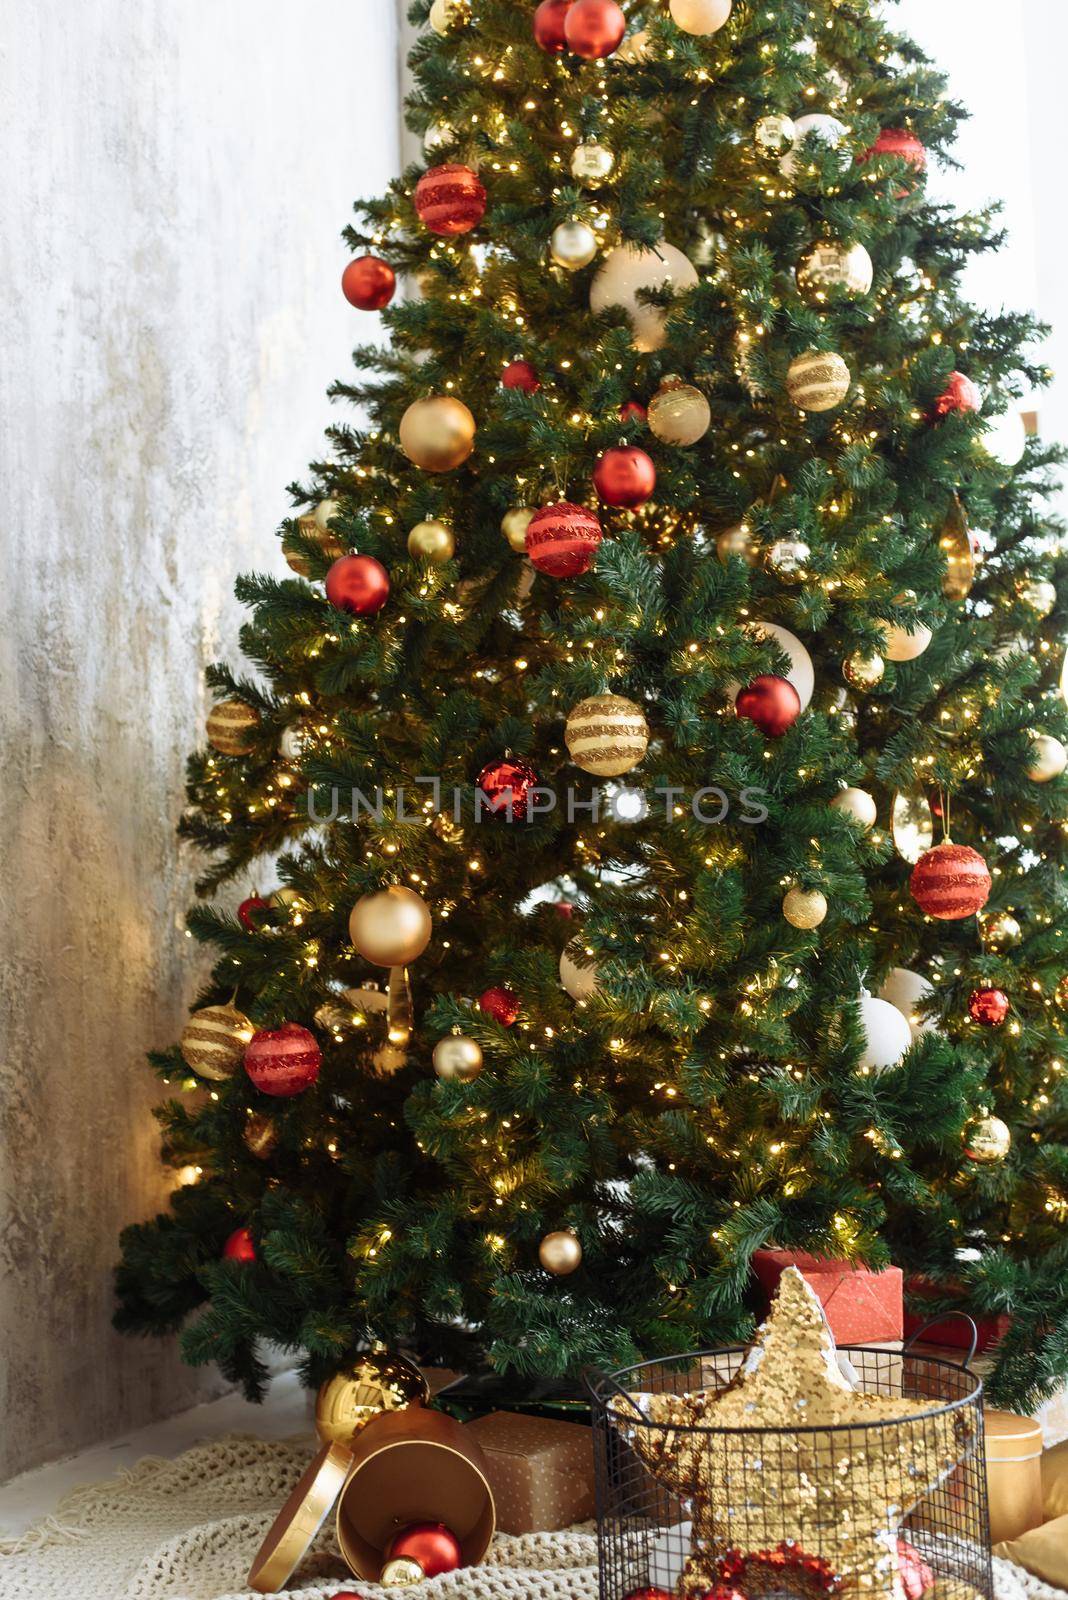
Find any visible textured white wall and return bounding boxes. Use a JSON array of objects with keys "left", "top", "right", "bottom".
[{"left": 0, "top": 0, "right": 400, "bottom": 1477}]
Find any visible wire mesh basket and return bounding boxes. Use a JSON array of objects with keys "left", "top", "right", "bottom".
[{"left": 587, "top": 1333, "right": 992, "bottom": 1600}]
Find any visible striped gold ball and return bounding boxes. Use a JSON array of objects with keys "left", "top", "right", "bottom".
[
  {"left": 206, "top": 700, "right": 260, "bottom": 757},
  {"left": 786, "top": 349, "right": 851, "bottom": 413},
  {"left": 180, "top": 1003, "right": 255, "bottom": 1080},
  {"left": 565, "top": 694, "right": 649, "bottom": 778}
]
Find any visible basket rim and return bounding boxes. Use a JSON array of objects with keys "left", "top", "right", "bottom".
[{"left": 585, "top": 1342, "right": 984, "bottom": 1437}]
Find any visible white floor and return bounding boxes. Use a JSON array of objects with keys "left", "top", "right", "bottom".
[{"left": 0, "top": 1369, "right": 314, "bottom": 1541}]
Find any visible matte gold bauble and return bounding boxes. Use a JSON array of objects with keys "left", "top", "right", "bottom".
[
  {"left": 399, "top": 396, "right": 476, "bottom": 472},
  {"left": 349, "top": 886, "right": 433, "bottom": 967},
  {"left": 180, "top": 1003, "right": 255, "bottom": 1079},
  {"left": 407, "top": 519, "right": 455, "bottom": 564},
  {"left": 206, "top": 699, "right": 260, "bottom": 757},
  {"left": 963, "top": 1115, "right": 1011, "bottom": 1164},
  {"left": 755, "top": 113, "right": 796, "bottom": 155},
  {"left": 715, "top": 520, "right": 758, "bottom": 565},
  {"left": 843, "top": 649, "right": 885, "bottom": 691},
  {"left": 501, "top": 506, "right": 535, "bottom": 552},
  {"left": 648, "top": 375, "right": 711, "bottom": 446},
  {"left": 314, "top": 1352, "right": 429, "bottom": 1448},
  {"left": 539, "top": 1229, "right": 583, "bottom": 1275},
  {"left": 796, "top": 239, "right": 874, "bottom": 301},
  {"left": 550, "top": 220, "right": 598, "bottom": 271},
  {"left": 1027, "top": 734, "right": 1068, "bottom": 784},
  {"left": 432, "top": 1033, "right": 484, "bottom": 1082},
  {"left": 979, "top": 910, "right": 1022, "bottom": 950},
  {"left": 782, "top": 886, "right": 827, "bottom": 929},
  {"left": 830, "top": 786, "right": 877, "bottom": 831},
  {"left": 571, "top": 143, "right": 615, "bottom": 186},
  {"left": 786, "top": 349, "right": 851, "bottom": 412},
  {"left": 243, "top": 1111, "right": 280, "bottom": 1159},
  {"left": 565, "top": 693, "right": 649, "bottom": 777}
]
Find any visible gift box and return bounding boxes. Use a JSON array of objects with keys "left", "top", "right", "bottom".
[
  {"left": 985, "top": 1408, "right": 1045, "bottom": 1546},
  {"left": 751, "top": 1249, "right": 903, "bottom": 1344},
  {"left": 433, "top": 1370, "right": 591, "bottom": 1425},
  {"left": 465, "top": 1409, "right": 595, "bottom": 1534},
  {"left": 904, "top": 1277, "right": 1011, "bottom": 1353}
]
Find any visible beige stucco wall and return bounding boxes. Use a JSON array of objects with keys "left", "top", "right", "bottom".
[{"left": 0, "top": 0, "right": 401, "bottom": 1478}]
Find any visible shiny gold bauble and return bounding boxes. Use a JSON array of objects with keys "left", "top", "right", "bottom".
[
  {"left": 1056, "top": 974, "right": 1068, "bottom": 1010},
  {"left": 1027, "top": 733, "right": 1068, "bottom": 784},
  {"left": 765, "top": 535, "right": 810, "bottom": 584},
  {"left": 429, "top": 0, "right": 466, "bottom": 33},
  {"left": 501, "top": 506, "right": 535, "bottom": 553},
  {"left": 648, "top": 375, "right": 711, "bottom": 446},
  {"left": 755, "top": 113, "right": 796, "bottom": 155},
  {"left": 782, "top": 886, "right": 828, "bottom": 929},
  {"left": 381, "top": 1558, "right": 426, "bottom": 1588},
  {"left": 243, "top": 1111, "right": 280, "bottom": 1160},
  {"left": 407, "top": 519, "right": 455, "bottom": 564},
  {"left": 399, "top": 396, "right": 476, "bottom": 473},
  {"left": 1016, "top": 577, "right": 1056, "bottom": 617},
  {"left": 796, "top": 240, "right": 874, "bottom": 301},
  {"left": 314, "top": 1352, "right": 429, "bottom": 1448},
  {"left": 571, "top": 143, "right": 615, "bottom": 186},
  {"left": 206, "top": 699, "right": 260, "bottom": 757},
  {"left": 550, "top": 220, "right": 598, "bottom": 271},
  {"left": 715, "top": 520, "right": 758, "bottom": 565},
  {"left": 786, "top": 349, "right": 851, "bottom": 412},
  {"left": 180, "top": 1003, "right": 254, "bottom": 1079},
  {"left": 980, "top": 910, "right": 1022, "bottom": 951},
  {"left": 843, "top": 650, "right": 885, "bottom": 691},
  {"left": 539, "top": 1229, "right": 583, "bottom": 1275},
  {"left": 432, "top": 1033, "right": 484, "bottom": 1082},
  {"left": 283, "top": 513, "right": 345, "bottom": 576},
  {"left": 963, "top": 1115, "right": 1011, "bottom": 1164},
  {"left": 830, "top": 787, "right": 877, "bottom": 831},
  {"left": 349, "top": 886, "right": 433, "bottom": 967},
  {"left": 565, "top": 693, "right": 649, "bottom": 777}
]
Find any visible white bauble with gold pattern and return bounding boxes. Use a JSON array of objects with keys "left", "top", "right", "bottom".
[
  {"left": 648, "top": 376, "right": 710, "bottom": 446},
  {"left": 565, "top": 694, "right": 649, "bottom": 778},
  {"left": 830, "top": 787, "right": 877, "bottom": 831},
  {"left": 786, "top": 350, "right": 851, "bottom": 412}
]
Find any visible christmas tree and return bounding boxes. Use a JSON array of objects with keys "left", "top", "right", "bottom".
[{"left": 116, "top": 0, "right": 1068, "bottom": 1412}]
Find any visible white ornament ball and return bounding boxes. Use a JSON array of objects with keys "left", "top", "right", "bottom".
[
  {"left": 668, "top": 0, "right": 732, "bottom": 35},
  {"left": 590, "top": 242, "right": 699, "bottom": 353},
  {"left": 1027, "top": 734, "right": 1068, "bottom": 784},
  {"left": 279, "top": 723, "right": 308, "bottom": 762},
  {"left": 796, "top": 240, "right": 873, "bottom": 300},
  {"left": 780, "top": 114, "right": 849, "bottom": 183},
  {"left": 980, "top": 410, "right": 1027, "bottom": 468},
  {"left": 879, "top": 618, "right": 932, "bottom": 662},
  {"left": 857, "top": 993, "right": 913, "bottom": 1074},
  {"left": 571, "top": 143, "right": 615, "bottom": 186},
  {"left": 830, "top": 787, "right": 877, "bottom": 831},
  {"left": 878, "top": 967, "right": 935, "bottom": 1040},
  {"left": 1018, "top": 578, "right": 1056, "bottom": 617},
  {"left": 314, "top": 498, "right": 340, "bottom": 530},
  {"left": 560, "top": 941, "right": 600, "bottom": 1001},
  {"left": 745, "top": 621, "right": 814, "bottom": 711},
  {"left": 782, "top": 886, "right": 827, "bottom": 930},
  {"left": 550, "top": 220, "right": 598, "bottom": 272},
  {"left": 787, "top": 349, "right": 851, "bottom": 412}
]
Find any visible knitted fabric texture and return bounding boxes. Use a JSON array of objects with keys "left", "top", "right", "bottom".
[{"left": 0, "top": 1434, "right": 1061, "bottom": 1600}]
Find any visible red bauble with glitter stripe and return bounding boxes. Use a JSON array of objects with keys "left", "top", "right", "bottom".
[
  {"left": 501, "top": 359, "right": 540, "bottom": 392},
  {"left": 414, "top": 163, "right": 487, "bottom": 236},
  {"left": 341, "top": 256, "right": 396, "bottom": 311},
  {"left": 533, "top": 0, "right": 572, "bottom": 52},
  {"left": 222, "top": 1226, "right": 256, "bottom": 1263},
  {"left": 593, "top": 445, "right": 656, "bottom": 508},
  {"left": 478, "top": 986, "right": 520, "bottom": 1026},
  {"left": 525, "top": 501, "right": 603, "bottom": 578},
  {"left": 245, "top": 1022, "right": 322, "bottom": 1097},
  {"left": 866, "top": 126, "right": 927, "bottom": 172},
  {"left": 910, "top": 842, "right": 992, "bottom": 921},
  {"left": 564, "top": 0, "right": 626, "bottom": 58}
]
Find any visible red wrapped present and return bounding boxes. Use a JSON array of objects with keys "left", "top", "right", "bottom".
[
  {"left": 752, "top": 1249, "right": 903, "bottom": 1344},
  {"left": 904, "top": 1277, "right": 1011, "bottom": 1353}
]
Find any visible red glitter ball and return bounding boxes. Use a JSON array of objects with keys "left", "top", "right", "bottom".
[
  {"left": 622, "top": 1591, "right": 674, "bottom": 1600},
  {"left": 525, "top": 501, "right": 603, "bottom": 578},
  {"left": 501, "top": 359, "right": 540, "bottom": 392},
  {"left": 414, "top": 163, "right": 487, "bottom": 236},
  {"left": 897, "top": 1539, "right": 935, "bottom": 1600},
  {"left": 244, "top": 1022, "right": 322, "bottom": 1097},
  {"left": 865, "top": 126, "right": 927, "bottom": 171},
  {"left": 910, "top": 842, "right": 992, "bottom": 921},
  {"left": 478, "top": 986, "right": 520, "bottom": 1026},
  {"left": 476, "top": 758, "right": 540, "bottom": 821},
  {"left": 934, "top": 370, "right": 982, "bottom": 418},
  {"left": 222, "top": 1226, "right": 256, "bottom": 1263},
  {"left": 968, "top": 986, "right": 1010, "bottom": 1027}
]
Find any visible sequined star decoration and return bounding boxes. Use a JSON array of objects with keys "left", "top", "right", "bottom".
[{"left": 611, "top": 1268, "right": 975, "bottom": 1598}]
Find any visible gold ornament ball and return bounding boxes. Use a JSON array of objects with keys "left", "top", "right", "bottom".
[
  {"left": 668, "top": 0, "right": 732, "bottom": 35},
  {"left": 648, "top": 376, "right": 711, "bottom": 446},
  {"left": 243, "top": 1111, "right": 279, "bottom": 1160},
  {"left": 283, "top": 513, "right": 345, "bottom": 576},
  {"left": 796, "top": 240, "right": 874, "bottom": 301},
  {"left": 560, "top": 941, "right": 600, "bottom": 1001},
  {"left": 1017, "top": 578, "right": 1056, "bottom": 617},
  {"left": 571, "top": 143, "right": 615, "bottom": 186},
  {"left": 963, "top": 1115, "right": 1011, "bottom": 1164},
  {"left": 980, "top": 910, "right": 1022, "bottom": 950},
  {"left": 429, "top": 0, "right": 466, "bottom": 33},
  {"left": 314, "top": 498, "right": 340, "bottom": 531},
  {"left": 765, "top": 536, "right": 810, "bottom": 584},
  {"left": 550, "top": 220, "right": 598, "bottom": 271},
  {"left": 783, "top": 886, "right": 828, "bottom": 930},
  {"left": 755, "top": 113, "right": 796, "bottom": 155},
  {"left": 843, "top": 649, "right": 885, "bottom": 691},
  {"left": 407, "top": 519, "right": 455, "bottom": 564},
  {"left": 349, "top": 886, "right": 433, "bottom": 967},
  {"left": 830, "top": 787, "right": 877, "bottom": 831},
  {"left": 315, "top": 1352, "right": 429, "bottom": 1449},
  {"left": 539, "top": 1229, "right": 583, "bottom": 1275},
  {"left": 1027, "top": 734, "right": 1068, "bottom": 784},
  {"left": 501, "top": 506, "right": 535, "bottom": 553},
  {"left": 433, "top": 1034, "right": 484, "bottom": 1082},
  {"left": 180, "top": 1003, "right": 254, "bottom": 1079},
  {"left": 206, "top": 699, "right": 260, "bottom": 757},
  {"left": 786, "top": 349, "right": 851, "bottom": 412},
  {"left": 381, "top": 1559, "right": 426, "bottom": 1588},
  {"left": 715, "top": 520, "right": 758, "bottom": 565},
  {"left": 399, "top": 396, "right": 476, "bottom": 473},
  {"left": 565, "top": 693, "right": 649, "bottom": 778},
  {"left": 1056, "top": 974, "right": 1068, "bottom": 1010}
]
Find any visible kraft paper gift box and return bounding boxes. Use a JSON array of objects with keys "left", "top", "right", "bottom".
[{"left": 465, "top": 1409, "right": 595, "bottom": 1534}]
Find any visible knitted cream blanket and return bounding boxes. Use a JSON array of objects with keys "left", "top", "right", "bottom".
[{"left": 0, "top": 1435, "right": 1060, "bottom": 1600}]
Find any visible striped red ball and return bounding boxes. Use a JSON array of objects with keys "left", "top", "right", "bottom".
[
  {"left": 909, "top": 842, "right": 991, "bottom": 921},
  {"left": 414, "top": 163, "right": 486, "bottom": 236},
  {"left": 525, "top": 501, "right": 603, "bottom": 579},
  {"left": 244, "top": 1022, "right": 322, "bottom": 1097}
]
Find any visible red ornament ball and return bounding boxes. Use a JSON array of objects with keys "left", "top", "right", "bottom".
[
  {"left": 533, "top": 0, "right": 572, "bottom": 52},
  {"left": 385, "top": 1523, "right": 463, "bottom": 1579},
  {"left": 867, "top": 126, "right": 928, "bottom": 172},
  {"left": 325, "top": 554, "right": 390, "bottom": 616},
  {"left": 526, "top": 501, "right": 603, "bottom": 578},
  {"left": 620, "top": 400, "right": 647, "bottom": 424},
  {"left": 716, "top": 1545, "right": 838, "bottom": 1600},
  {"left": 501, "top": 359, "right": 540, "bottom": 393},
  {"left": 934, "top": 370, "right": 982, "bottom": 418},
  {"left": 341, "top": 255, "right": 396, "bottom": 311},
  {"left": 736, "top": 674, "right": 802, "bottom": 738},
  {"left": 237, "top": 894, "right": 270, "bottom": 931},
  {"left": 968, "top": 986, "right": 1010, "bottom": 1027},
  {"left": 477, "top": 758, "right": 540, "bottom": 821},
  {"left": 244, "top": 1022, "right": 322, "bottom": 1097},
  {"left": 910, "top": 842, "right": 992, "bottom": 921},
  {"left": 555, "top": 900, "right": 575, "bottom": 918},
  {"left": 564, "top": 0, "right": 626, "bottom": 58},
  {"left": 478, "top": 986, "right": 520, "bottom": 1026},
  {"left": 414, "top": 163, "right": 486, "bottom": 236},
  {"left": 897, "top": 1539, "right": 935, "bottom": 1600},
  {"left": 623, "top": 1592, "right": 673, "bottom": 1600},
  {"left": 222, "top": 1226, "right": 256, "bottom": 1263},
  {"left": 593, "top": 445, "right": 656, "bottom": 508}
]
